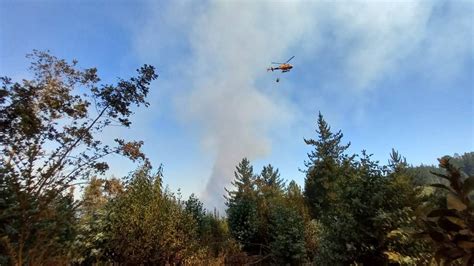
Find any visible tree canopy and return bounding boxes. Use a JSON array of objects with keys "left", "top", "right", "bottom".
[{"left": 0, "top": 51, "right": 157, "bottom": 265}]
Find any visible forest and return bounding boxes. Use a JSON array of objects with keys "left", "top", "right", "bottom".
[{"left": 1, "top": 52, "right": 473, "bottom": 265}]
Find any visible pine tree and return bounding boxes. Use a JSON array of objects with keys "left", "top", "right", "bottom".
[
  {"left": 303, "top": 112, "right": 351, "bottom": 218},
  {"left": 185, "top": 193, "right": 206, "bottom": 235},
  {"left": 253, "top": 164, "right": 285, "bottom": 254},
  {"left": 226, "top": 158, "right": 256, "bottom": 198},
  {"left": 259, "top": 164, "right": 284, "bottom": 194},
  {"left": 225, "top": 158, "right": 259, "bottom": 253}
]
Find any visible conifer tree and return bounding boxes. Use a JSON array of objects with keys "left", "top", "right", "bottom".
[
  {"left": 72, "top": 177, "right": 124, "bottom": 264},
  {"left": 268, "top": 202, "right": 307, "bottom": 264},
  {"left": 225, "top": 158, "right": 259, "bottom": 253},
  {"left": 253, "top": 164, "right": 285, "bottom": 254},
  {"left": 303, "top": 112, "right": 351, "bottom": 218},
  {"left": 259, "top": 164, "right": 284, "bottom": 195},
  {"left": 185, "top": 193, "right": 206, "bottom": 239}
]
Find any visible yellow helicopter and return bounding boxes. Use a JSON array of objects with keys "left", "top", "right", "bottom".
[
  {"left": 267, "top": 56, "right": 294, "bottom": 82},
  {"left": 267, "top": 56, "right": 294, "bottom": 72}
]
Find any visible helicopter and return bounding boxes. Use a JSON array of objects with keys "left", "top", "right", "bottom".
[{"left": 267, "top": 56, "right": 294, "bottom": 73}]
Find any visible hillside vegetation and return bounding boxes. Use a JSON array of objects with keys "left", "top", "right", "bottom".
[{"left": 1, "top": 52, "right": 473, "bottom": 265}]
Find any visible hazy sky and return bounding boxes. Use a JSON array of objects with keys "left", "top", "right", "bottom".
[{"left": 1, "top": 0, "right": 473, "bottom": 209}]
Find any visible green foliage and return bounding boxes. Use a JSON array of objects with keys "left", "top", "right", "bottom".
[
  {"left": 286, "top": 180, "right": 320, "bottom": 261},
  {"left": 226, "top": 195, "right": 259, "bottom": 252},
  {"left": 199, "top": 212, "right": 240, "bottom": 262},
  {"left": 410, "top": 164, "right": 446, "bottom": 185},
  {"left": 408, "top": 152, "right": 473, "bottom": 186},
  {"left": 225, "top": 158, "right": 259, "bottom": 252},
  {"left": 71, "top": 177, "right": 123, "bottom": 264},
  {"left": 303, "top": 112, "right": 351, "bottom": 218},
  {"left": 72, "top": 207, "right": 110, "bottom": 264},
  {"left": 254, "top": 164, "right": 284, "bottom": 250},
  {"left": 226, "top": 159, "right": 310, "bottom": 263},
  {"left": 186, "top": 194, "right": 238, "bottom": 260},
  {"left": 0, "top": 51, "right": 156, "bottom": 264},
  {"left": 421, "top": 157, "right": 474, "bottom": 265},
  {"left": 72, "top": 169, "right": 237, "bottom": 265},
  {"left": 185, "top": 193, "right": 205, "bottom": 231},
  {"left": 257, "top": 165, "right": 308, "bottom": 263},
  {"left": 184, "top": 194, "right": 207, "bottom": 239},
  {"left": 376, "top": 154, "right": 434, "bottom": 265},
  {"left": 268, "top": 200, "right": 307, "bottom": 264},
  {"left": 2, "top": 53, "right": 470, "bottom": 264},
  {"left": 106, "top": 164, "right": 201, "bottom": 264},
  {"left": 304, "top": 113, "right": 433, "bottom": 265},
  {"left": 451, "top": 152, "right": 474, "bottom": 176},
  {"left": 314, "top": 151, "right": 384, "bottom": 264},
  {"left": 0, "top": 188, "right": 77, "bottom": 265},
  {"left": 258, "top": 164, "right": 285, "bottom": 197},
  {"left": 317, "top": 150, "right": 433, "bottom": 265}
]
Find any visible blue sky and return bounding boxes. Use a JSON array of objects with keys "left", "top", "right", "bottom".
[{"left": 1, "top": 0, "right": 473, "bottom": 209}]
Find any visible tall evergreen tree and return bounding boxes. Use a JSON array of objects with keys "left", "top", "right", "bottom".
[
  {"left": 185, "top": 193, "right": 206, "bottom": 237},
  {"left": 303, "top": 112, "right": 351, "bottom": 218},
  {"left": 225, "top": 158, "right": 259, "bottom": 253},
  {"left": 226, "top": 158, "right": 256, "bottom": 198},
  {"left": 254, "top": 164, "right": 285, "bottom": 255}
]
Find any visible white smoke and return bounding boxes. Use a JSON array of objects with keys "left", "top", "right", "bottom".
[
  {"left": 132, "top": 0, "right": 472, "bottom": 210},
  {"left": 180, "top": 2, "right": 315, "bottom": 208}
]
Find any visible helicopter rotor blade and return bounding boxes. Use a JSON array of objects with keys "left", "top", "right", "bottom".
[
  {"left": 271, "top": 62, "right": 283, "bottom": 64},
  {"left": 285, "top": 56, "right": 295, "bottom": 63}
]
